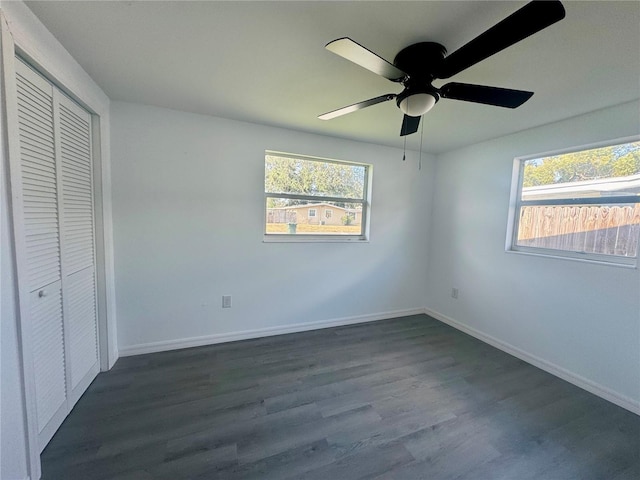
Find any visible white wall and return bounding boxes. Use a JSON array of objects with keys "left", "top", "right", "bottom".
[
  {"left": 111, "top": 101, "right": 434, "bottom": 353},
  {"left": 426, "top": 100, "right": 640, "bottom": 411}
]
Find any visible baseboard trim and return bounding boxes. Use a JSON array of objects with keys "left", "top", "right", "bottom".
[
  {"left": 424, "top": 308, "right": 640, "bottom": 416},
  {"left": 118, "top": 308, "right": 425, "bottom": 357}
]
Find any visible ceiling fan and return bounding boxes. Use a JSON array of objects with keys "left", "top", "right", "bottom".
[{"left": 318, "top": 0, "right": 565, "bottom": 136}]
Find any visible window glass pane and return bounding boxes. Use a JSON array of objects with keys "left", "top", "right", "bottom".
[
  {"left": 266, "top": 198, "right": 363, "bottom": 236},
  {"left": 521, "top": 141, "right": 640, "bottom": 200},
  {"left": 512, "top": 139, "right": 640, "bottom": 261},
  {"left": 516, "top": 203, "right": 640, "bottom": 257},
  {"left": 265, "top": 154, "right": 366, "bottom": 199}
]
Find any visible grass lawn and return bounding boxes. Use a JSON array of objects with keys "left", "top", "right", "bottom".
[{"left": 266, "top": 223, "right": 361, "bottom": 234}]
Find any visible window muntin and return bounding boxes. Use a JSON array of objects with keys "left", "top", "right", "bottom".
[
  {"left": 509, "top": 139, "right": 640, "bottom": 264},
  {"left": 265, "top": 152, "right": 370, "bottom": 239}
]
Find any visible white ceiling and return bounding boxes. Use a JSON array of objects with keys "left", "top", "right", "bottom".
[{"left": 24, "top": 1, "right": 640, "bottom": 154}]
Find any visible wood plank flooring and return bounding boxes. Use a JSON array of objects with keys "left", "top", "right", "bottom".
[{"left": 41, "top": 314, "right": 640, "bottom": 479}]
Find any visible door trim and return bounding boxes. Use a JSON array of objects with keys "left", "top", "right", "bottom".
[{"left": 1, "top": 14, "right": 42, "bottom": 478}]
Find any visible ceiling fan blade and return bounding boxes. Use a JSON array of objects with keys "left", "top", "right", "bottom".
[
  {"left": 400, "top": 115, "right": 420, "bottom": 136},
  {"left": 436, "top": 0, "right": 565, "bottom": 79},
  {"left": 318, "top": 94, "right": 396, "bottom": 120},
  {"left": 326, "top": 38, "right": 407, "bottom": 82},
  {"left": 440, "top": 83, "right": 533, "bottom": 108}
]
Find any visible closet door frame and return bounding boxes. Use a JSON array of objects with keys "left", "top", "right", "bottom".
[{"left": 1, "top": 12, "right": 115, "bottom": 479}]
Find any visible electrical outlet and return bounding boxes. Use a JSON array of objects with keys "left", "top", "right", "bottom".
[
  {"left": 451, "top": 288, "right": 459, "bottom": 299},
  {"left": 222, "top": 295, "right": 232, "bottom": 308}
]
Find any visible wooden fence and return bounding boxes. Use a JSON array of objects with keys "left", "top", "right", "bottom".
[{"left": 517, "top": 204, "right": 640, "bottom": 257}]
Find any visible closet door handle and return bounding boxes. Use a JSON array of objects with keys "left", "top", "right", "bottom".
[{"left": 38, "top": 289, "right": 47, "bottom": 298}]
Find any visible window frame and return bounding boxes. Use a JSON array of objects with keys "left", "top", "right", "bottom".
[
  {"left": 325, "top": 209, "right": 332, "bottom": 219},
  {"left": 263, "top": 151, "right": 372, "bottom": 242},
  {"left": 308, "top": 208, "right": 317, "bottom": 218},
  {"left": 506, "top": 136, "right": 640, "bottom": 267}
]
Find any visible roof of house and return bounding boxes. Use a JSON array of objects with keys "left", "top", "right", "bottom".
[
  {"left": 267, "top": 202, "right": 361, "bottom": 212},
  {"left": 522, "top": 173, "right": 640, "bottom": 200}
]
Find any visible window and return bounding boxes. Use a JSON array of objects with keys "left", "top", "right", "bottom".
[
  {"left": 508, "top": 138, "right": 640, "bottom": 265},
  {"left": 264, "top": 151, "right": 370, "bottom": 240}
]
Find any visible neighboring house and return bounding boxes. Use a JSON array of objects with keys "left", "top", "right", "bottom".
[
  {"left": 267, "top": 202, "right": 361, "bottom": 225},
  {"left": 522, "top": 173, "right": 640, "bottom": 200}
]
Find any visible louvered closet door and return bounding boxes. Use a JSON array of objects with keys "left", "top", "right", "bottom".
[
  {"left": 57, "top": 92, "right": 99, "bottom": 406},
  {"left": 14, "top": 58, "right": 100, "bottom": 451},
  {"left": 15, "top": 59, "right": 67, "bottom": 449}
]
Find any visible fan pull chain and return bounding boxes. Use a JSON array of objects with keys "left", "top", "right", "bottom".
[
  {"left": 402, "top": 95, "right": 411, "bottom": 162},
  {"left": 419, "top": 116, "right": 424, "bottom": 170},
  {"left": 402, "top": 135, "right": 406, "bottom": 161}
]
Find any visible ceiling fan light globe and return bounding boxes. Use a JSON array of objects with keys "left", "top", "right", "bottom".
[{"left": 399, "top": 93, "right": 437, "bottom": 117}]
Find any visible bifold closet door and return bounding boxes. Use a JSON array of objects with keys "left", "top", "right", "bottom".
[
  {"left": 14, "top": 58, "right": 99, "bottom": 451},
  {"left": 15, "top": 58, "right": 67, "bottom": 449},
  {"left": 58, "top": 92, "right": 99, "bottom": 406}
]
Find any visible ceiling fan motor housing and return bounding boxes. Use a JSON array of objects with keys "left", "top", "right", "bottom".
[
  {"left": 393, "top": 42, "right": 447, "bottom": 116},
  {"left": 393, "top": 42, "right": 447, "bottom": 80}
]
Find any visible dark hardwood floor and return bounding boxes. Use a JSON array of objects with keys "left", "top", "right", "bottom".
[{"left": 41, "top": 314, "right": 640, "bottom": 479}]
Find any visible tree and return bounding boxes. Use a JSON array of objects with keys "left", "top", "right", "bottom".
[
  {"left": 341, "top": 214, "right": 353, "bottom": 226},
  {"left": 522, "top": 141, "right": 640, "bottom": 187},
  {"left": 265, "top": 155, "right": 365, "bottom": 208}
]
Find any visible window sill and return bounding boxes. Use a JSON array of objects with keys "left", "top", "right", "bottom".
[
  {"left": 505, "top": 248, "right": 637, "bottom": 269},
  {"left": 263, "top": 235, "right": 369, "bottom": 243}
]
